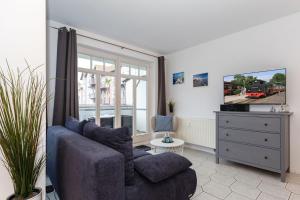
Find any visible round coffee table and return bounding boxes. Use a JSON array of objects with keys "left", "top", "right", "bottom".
[{"left": 150, "top": 138, "right": 184, "bottom": 154}]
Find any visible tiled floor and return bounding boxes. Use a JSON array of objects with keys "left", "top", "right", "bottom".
[
  {"left": 184, "top": 148, "right": 300, "bottom": 200},
  {"left": 46, "top": 148, "right": 300, "bottom": 200}
]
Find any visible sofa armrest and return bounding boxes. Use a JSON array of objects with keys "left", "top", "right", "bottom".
[
  {"left": 56, "top": 132, "right": 125, "bottom": 200},
  {"left": 47, "top": 126, "right": 74, "bottom": 190}
]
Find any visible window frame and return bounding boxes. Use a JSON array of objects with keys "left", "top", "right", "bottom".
[{"left": 77, "top": 46, "right": 150, "bottom": 137}]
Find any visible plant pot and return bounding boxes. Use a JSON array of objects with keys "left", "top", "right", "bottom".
[{"left": 7, "top": 188, "right": 42, "bottom": 200}]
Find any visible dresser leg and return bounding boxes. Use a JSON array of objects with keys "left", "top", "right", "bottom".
[
  {"left": 281, "top": 172, "right": 286, "bottom": 182},
  {"left": 216, "top": 157, "right": 219, "bottom": 164}
]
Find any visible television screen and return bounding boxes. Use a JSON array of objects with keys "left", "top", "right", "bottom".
[{"left": 224, "top": 68, "right": 286, "bottom": 105}]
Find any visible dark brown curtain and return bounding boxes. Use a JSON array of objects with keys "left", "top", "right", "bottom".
[
  {"left": 52, "top": 27, "right": 79, "bottom": 125},
  {"left": 157, "top": 56, "right": 167, "bottom": 115}
]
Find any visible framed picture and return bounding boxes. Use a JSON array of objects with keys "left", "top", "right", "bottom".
[
  {"left": 193, "top": 73, "right": 208, "bottom": 87},
  {"left": 173, "top": 72, "right": 184, "bottom": 85}
]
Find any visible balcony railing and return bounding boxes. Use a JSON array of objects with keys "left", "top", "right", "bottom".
[{"left": 79, "top": 105, "right": 147, "bottom": 134}]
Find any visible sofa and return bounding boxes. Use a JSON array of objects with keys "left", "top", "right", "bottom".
[{"left": 47, "top": 125, "right": 197, "bottom": 200}]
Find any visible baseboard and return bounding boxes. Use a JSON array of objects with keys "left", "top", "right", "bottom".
[{"left": 184, "top": 142, "right": 215, "bottom": 155}]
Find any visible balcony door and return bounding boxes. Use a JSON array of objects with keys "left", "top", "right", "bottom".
[
  {"left": 78, "top": 52, "right": 117, "bottom": 128},
  {"left": 77, "top": 47, "right": 150, "bottom": 141},
  {"left": 120, "top": 60, "right": 148, "bottom": 137}
]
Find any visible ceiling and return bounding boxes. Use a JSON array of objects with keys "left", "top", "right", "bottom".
[{"left": 47, "top": 0, "right": 300, "bottom": 54}]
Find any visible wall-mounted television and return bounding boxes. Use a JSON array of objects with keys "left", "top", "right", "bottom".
[{"left": 224, "top": 68, "right": 286, "bottom": 105}]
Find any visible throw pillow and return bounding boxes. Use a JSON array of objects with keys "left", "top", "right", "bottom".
[
  {"left": 134, "top": 152, "right": 192, "bottom": 183},
  {"left": 83, "top": 122, "right": 134, "bottom": 186},
  {"left": 155, "top": 115, "right": 173, "bottom": 132},
  {"left": 65, "top": 116, "right": 88, "bottom": 135}
]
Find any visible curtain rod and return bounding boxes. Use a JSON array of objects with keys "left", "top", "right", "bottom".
[{"left": 49, "top": 26, "right": 159, "bottom": 58}]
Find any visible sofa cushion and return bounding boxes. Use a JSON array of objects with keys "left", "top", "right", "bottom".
[
  {"left": 65, "top": 116, "right": 88, "bottom": 135},
  {"left": 83, "top": 120, "right": 98, "bottom": 133},
  {"left": 126, "top": 168, "right": 197, "bottom": 200},
  {"left": 83, "top": 122, "right": 134, "bottom": 186},
  {"left": 155, "top": 115, "right": 173, "bottom": 132},
  {"left": 134, "top": 152, "right": 192, "bottom": 183}
]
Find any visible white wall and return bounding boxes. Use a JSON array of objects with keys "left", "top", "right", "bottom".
[
  {"left": 47, "top": 20, "right": 158, "bottom": 139},
  {"left": 166, "top": 12, "right": 300, "bottom": 173},
  {"left": 0, "top": 0, "right": 46, "bottom": 199}
]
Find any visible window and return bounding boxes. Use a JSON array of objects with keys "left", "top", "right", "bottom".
[
  {"left": 121, "top": 63, "right": 147, "bottom": 77},
  {"left": 121, "top": 64, "right": 130, "bottom": 75},
  {"left": 136, "top": 80, "right": 147, "bottom": 134},
  {"left": 78, "top": 54, "right": 91, "bottom": 69},
  {"left": 92, "top": 57, "right": 104, "bottom": 71},
  {"left": 104, "top": 60, "right": 116, "bottom": 72},
  {"left": 78, "top": 72, "right": 96, "bottom": 121},
  {"left": 77, "top": 50, "right": 149, "bottom": 137}
]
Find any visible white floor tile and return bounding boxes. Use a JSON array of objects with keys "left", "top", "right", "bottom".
[
  {"left": 260, "top": 173, "right": 286, "bottom": 188},
  {"left": 195, "top": 165, "right": 216, "bottom": 176},
  {"left": 230, "top": 181, "right": 261, "bottom": 199},
  {"left": 287, "top": 183, "right": 300, "bottom": 194},
  {"left": 193, "top": 192, "right": 222, "bottom": 200},
  {"left": 234, "top": 173, "right": 262, "bottom": 187},
  {"left": 192, "top": 185, "right": 203, "bottom": 198},
  {"left": 258, "top": 182, "right": 291, "bottom": 200},
  {"left": 225, "top": 192, "right": 251, "bottom": 200},
  {"left": 257, "top": 192, "right": 287, "bottom": 200},
  {"left": 197, "top": 174, "right": 211, "bottom": 186},
  {"left": 290, "top": 193, "right": 300, "bottom": 200},
  {"left": 216, "top": 165, "right": 239, "bottom": 177},
  {"left": 203, "top": 181, "right": 231, "bottom": 199},
  {"left": 211, "top": 173, "right": 236, "bottom": 186}
]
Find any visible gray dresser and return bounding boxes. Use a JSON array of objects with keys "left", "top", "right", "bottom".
[{"left": 215, "top": 111, "right": 292, "bottom": 182}]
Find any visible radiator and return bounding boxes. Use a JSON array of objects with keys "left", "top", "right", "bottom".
[{"left": 176, "top": 117, "right": 216, "bottom": 149}]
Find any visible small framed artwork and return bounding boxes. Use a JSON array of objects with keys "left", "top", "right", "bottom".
[
  {"left": 193, "top": 73, "right": 208, "bottom": 87},
  {"left": 173, "top": 72, "right": 184, "bottom": 85}
]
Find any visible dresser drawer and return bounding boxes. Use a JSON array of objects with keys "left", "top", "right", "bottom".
[
  {"left": 219, "top": 115, "right": 280, "bottom": 133},
  {"left": 219, "top": 141, "right": 280, "bottom": 170},
  {"left": 219, "top": 128, "right": 280, "bottom": 148}
]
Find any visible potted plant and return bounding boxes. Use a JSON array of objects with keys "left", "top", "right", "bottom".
[
  {"left": 0, "top": 64, "right": 46, "bottom": 200},
  {"left": 168, "top": 101, "right": 175, "bottom": 115}
]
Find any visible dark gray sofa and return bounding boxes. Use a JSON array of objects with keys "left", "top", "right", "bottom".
[{"left": 47, "top": 126, "right": 197, "bottom": 200}]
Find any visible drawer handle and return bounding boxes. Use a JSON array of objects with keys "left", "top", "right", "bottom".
[
  {"left": 226, "top": 120, "right": 229, "bottom": 124},
  {"left": 264, "top": 156, "right": 268, "bottom": 160},
  {"left": 226, "top": 148, "right": 229, "bottom": 152},
  {"left": 226, "top": 133, "right": 229, "bottom": 136},
  {"left": 264, "top": 138, "right": 268, "bottom": 142},
  {"left": 264, "top": 123, "right": 268, "bottom": 127}
]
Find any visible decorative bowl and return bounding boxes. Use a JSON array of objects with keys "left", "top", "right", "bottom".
[{"left": 162, "top": 136, "right": 174, "bottom": 143}]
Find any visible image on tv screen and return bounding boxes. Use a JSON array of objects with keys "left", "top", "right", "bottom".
[{"left": 224, "top": 68, "right": 286, "bottom": 105}]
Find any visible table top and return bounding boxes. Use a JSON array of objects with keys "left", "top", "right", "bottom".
[{"left": 150, "top": 138, "right": 184, "bottom": 148}]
